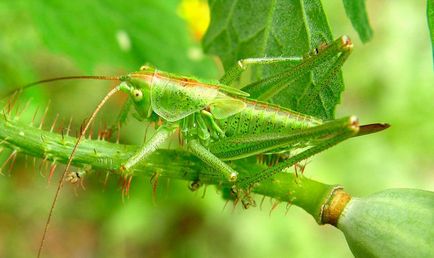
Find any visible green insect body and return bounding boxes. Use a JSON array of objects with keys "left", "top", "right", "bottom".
[
  {"left": 124, "top": 70, "right": 326, "bottom": 163},
  {"left": 101, "top": 36, "right": 385, "bottom": 191}
]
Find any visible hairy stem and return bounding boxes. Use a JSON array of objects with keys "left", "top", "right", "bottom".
[{"left": 0, "top": 112, "right": 344, "bottom": 224}]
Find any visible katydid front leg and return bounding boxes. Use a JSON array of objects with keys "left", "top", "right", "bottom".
[
  {"left": 119, "top": 119, "right": 239, "bottom": 185},
  {"left": 120, "top": 123, "right": 177, "bottom": 173}
]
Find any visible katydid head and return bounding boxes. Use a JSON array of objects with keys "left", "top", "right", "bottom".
[{"left": 119, "top": 74, "right": 153, "bottom": 119}]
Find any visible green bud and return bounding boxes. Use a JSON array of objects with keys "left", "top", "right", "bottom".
[{"left": 337, "top": 188, "right": 434, "bottom": 258}]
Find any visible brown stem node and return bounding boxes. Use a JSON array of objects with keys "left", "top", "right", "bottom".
[{"left": 321, "top": 187, "right": 351, "bottom": 226}]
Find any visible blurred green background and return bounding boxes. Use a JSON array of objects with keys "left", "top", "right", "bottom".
[{"left": 0, "top": 1, "right": 432, "bottom": 257}]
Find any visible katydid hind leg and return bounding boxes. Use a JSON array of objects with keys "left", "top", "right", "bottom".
[
  {"left": 210, "top": 116, "right": 359, "bottom": 161},
  {"left": 241, "top": 36, "right": 353, "bottom": 101},
  {"left": 238, "top": 116, "right": 360, "bottom": 189},
  {"left": 297, "top": 47, "right": 351, "bottom": 117}
]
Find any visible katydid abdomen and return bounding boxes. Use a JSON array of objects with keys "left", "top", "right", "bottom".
[
  {"left": 218, "top": 99, "right": 322, "bottom": 136},
  {"left": 210, "top": 97, "right": 329, "bottom": 160}
]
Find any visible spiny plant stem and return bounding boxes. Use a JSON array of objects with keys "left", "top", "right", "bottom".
[{"left": 0, "top": 111, "right": 344, "bottom": 224}]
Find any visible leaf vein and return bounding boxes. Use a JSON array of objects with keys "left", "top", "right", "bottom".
[{"left": 260, "top": 0, "right": 277, "bottom": 56}]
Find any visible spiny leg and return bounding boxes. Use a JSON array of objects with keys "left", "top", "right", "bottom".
[
  {"left": 241, "top": 36, "right": 353, "bottom": 101},
  {"left": 297, "top": 46, "right": 352, "bottom": 114},
  {"left": 120, "top": 123, "right": 177, "bottom": 173},
  {"left": 237, "top": 116, "right": 359, "bottom": 189},
  {"left": 187, "top": 139, "right": 238, "bottom": 183}
]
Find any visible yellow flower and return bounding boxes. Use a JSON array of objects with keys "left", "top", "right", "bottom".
[{"left": 177, "top": 0, "right": 210, "bottom": 40}]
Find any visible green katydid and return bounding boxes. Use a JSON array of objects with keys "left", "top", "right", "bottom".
[{"left": 5, "top": 35, "right": 388, "bottom": 257}]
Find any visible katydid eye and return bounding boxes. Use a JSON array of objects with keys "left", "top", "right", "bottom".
[{"left": 132, "top": 89, "right": 143, "bottom": 101}]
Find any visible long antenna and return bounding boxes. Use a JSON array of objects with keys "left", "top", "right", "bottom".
[
  {"left": 37, "top": 85, "right": 121, "bottom": 258},
  {"left": 1, "top": 75, "right": 120, "bottom": 100}
]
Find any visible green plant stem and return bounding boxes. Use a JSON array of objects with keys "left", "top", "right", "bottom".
[{"left": 0, "top": 112, "right": 341, "bottom": 223}]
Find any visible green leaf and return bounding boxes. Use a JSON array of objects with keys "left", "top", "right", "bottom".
[
  {"left": 342, "top": 0, "right": 373, "bottom": 43},
  {"left": 22, "top": 0, "right": 216, "bottom": 77},
  {"left": 428, "top": 0, "right": 434, "bottom": 62},
  {"left": 203, "top": 0, "right": 344, "bottom": 120}
]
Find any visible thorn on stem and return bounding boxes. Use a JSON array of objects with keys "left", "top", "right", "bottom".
[
  {"left": 31, "top": 106, "right": 40, "bottom": 126},
  {"left": 201, "top": 185, "right": 208, "bottom": 199},
  {"left": 66, "top": 117, "right": 73, "bottom": 136},
  {"left": 259, "top": 195, "right": 266, "bottom": 211},
  {"left": 16, "top": 98, "right": 32, "bottom": 118},
  {"left": 48, "top": 162, "right": 57, "bottom": 184},
  {"left": 222, "top": 199, "right": 230, "bottom": 213},
  {"left": 269, "top": 200, "right": 280, "bottom": 217},
  {"left": 50, "top": 114, "right": 59, "bottom": 133},
  {"left": 39, "top": 100, "right": 51, "bottom": 129},
  {"left": 103, "top": 171, "right": 110, "bottom": 190},
  {"left": 285, "top": 201, "right": 293, "bottom": 216},
  {"left": 121, "top": 175, "right": 133, "bottom": 201},
  {"left": 1, "top": 150, "right": 18, "bottom": 175},
  {"left": 150, "top": 171, "right": 160, "bottom": 206},
  {"left": 38, "top": 156, "right": 48, "bottom": 177}
]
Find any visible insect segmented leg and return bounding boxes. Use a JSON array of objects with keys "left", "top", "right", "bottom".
[
  {"left": 209, "top": 116, "right": 361, "bottom": 206},
  {"left": 209, "top": 116, "right": 357, "bottom": 161},
  {"left": 187, "top": 139, "right": 238, "bottom": 183},
  {"left": 200, "top": 110, "right": 225, "bottom": 139},
  {"left": 219, "top": 56, "right": 303, "bottom": 85},
  {"left": 120, "top": 123, "right": 177, "bottom": 173},
  {"left": 195, "top": 112, "right": 211, "bottom": 144},
  {"left": 237, "top": 116, "right": 359, "bottom": 189},
  {"left": 221, "top": 36, "right": 353, "bottom": 101}
]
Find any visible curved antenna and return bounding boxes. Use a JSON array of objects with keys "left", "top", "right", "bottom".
[
  {"left": 1, "top": 75, "right": 120, "bottom": 100},
  {"left": 37, "top": 85, "right": 121, "bottom": 258}
]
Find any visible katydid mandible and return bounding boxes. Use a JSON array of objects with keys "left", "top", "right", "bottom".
[{"left": 8, "top": 35, "right": 387, "bottom": 257}]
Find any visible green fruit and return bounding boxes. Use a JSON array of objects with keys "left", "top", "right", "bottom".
[{"left": 337, "top": 188, "right": 434, "bottom": 258}]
